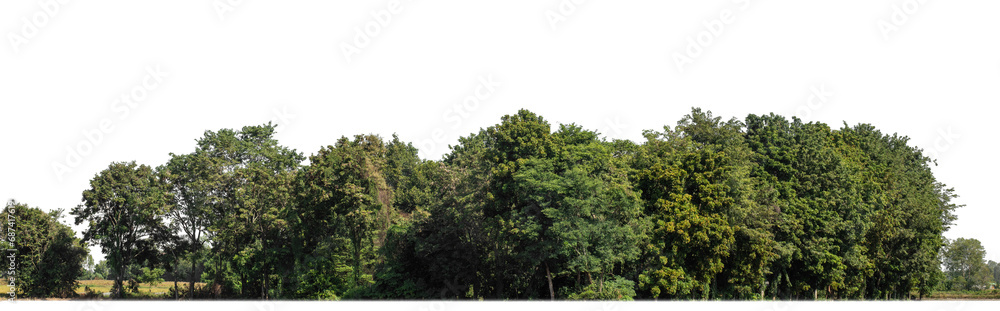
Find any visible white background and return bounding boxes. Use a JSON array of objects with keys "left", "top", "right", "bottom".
[{"left": 1, "top": 0, "right": 998, "bottom": 266}]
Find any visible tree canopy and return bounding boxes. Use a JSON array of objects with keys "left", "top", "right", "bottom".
[{"left": 11, "top": 108, "right": 984, "bottom": 300}]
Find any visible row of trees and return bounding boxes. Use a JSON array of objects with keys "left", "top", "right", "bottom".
[{"left": 3, "top": 108, "right": 984, "bottom": 299}]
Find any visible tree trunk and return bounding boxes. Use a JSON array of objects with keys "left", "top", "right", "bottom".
[
  {"left": 545, "top": 262, "right": 555, "bottom": 301},
  {"left": 115, "top": 260, "right": 125, "bottom": 299},
  {"left": 189, "top": 254, "right": 196, "bottom": 299},
  {"left": 174, "top": 279, "right": 179, "bottom": 300}
]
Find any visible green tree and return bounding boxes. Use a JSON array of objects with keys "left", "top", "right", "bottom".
[
  {"left": 2, "top": 200, "right": 88, "bottom": 298},
  {"left": 515, "top": 124, "right": 646, "bottom": 300},
  {"left": 94, "top": 260, "right": 110, "bottom": 280},
  {"left": 989, "top": 260, "right": 1000, "bottom": 286},
  {"left": 189, "top": 123, "right": 304, "bottom": 299},
  {"left": 634, "top": 125, "right": 737, "bottom": 299},
  {"left": 79, "top": 254, "right": 96, "bottom": 280},
  {"left": 942, "top": 238, "right": 991, "bottom": 290},
  {"left": 395, "top": 137, "right": 493, "bottom": 299},
  {"left": 138, "top": 267, "right": 166, "bottom": 289},
  {"left": 72, "top": 162, "right": 171, "bottom": 298},
  {"left": 674, "top": 108, "right": 777, "bottom": 299},
  {"left": 160, "top": 150, "right": 216, "bottom": 299},
  {"left": 293, "top": 134, "right": 395, "bottom": 298}
]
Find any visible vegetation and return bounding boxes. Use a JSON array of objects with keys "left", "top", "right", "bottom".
[
  {"left": 73, "top": 280, "right": 209, "bottom": 298},
  {"left": 5, "top": 108, "right": 998, "bottom": 300},
  {"left": 2, "top": 200, "right": 87, "bottom": 298}
]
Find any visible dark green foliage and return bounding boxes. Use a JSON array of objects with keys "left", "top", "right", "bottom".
[
  {"left": 190, "top": 123, "right": 304, "bottom": 299},
  {"left": 72, "top": 162, "right": 171, "bottom": 298},
  {"left": 2, "top": 201, "right": 88, "bottom": 298},
  {"left": 48, "top": 109, "right": 971, "bottom": 300},
  {"left": 292, "top": 134, "right": 395, "bottom": 299}
]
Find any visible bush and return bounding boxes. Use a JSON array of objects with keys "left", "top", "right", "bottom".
[
  {"left": 82, "top": 286, "right": 104, "bottom": 299},
  {"left": 564, "top": 276, "right": 636, "bottom": 300}
]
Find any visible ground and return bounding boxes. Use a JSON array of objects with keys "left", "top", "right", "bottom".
[{"left": 75, "top": 279, "right": 207, "bottom": 298}]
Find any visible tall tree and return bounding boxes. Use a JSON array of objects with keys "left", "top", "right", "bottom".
[
  {"left": 514, "top": 124, "right": 646, "bottom": 300},
  {"left": 191, "top": 123, "right": 303, "bottom": 299},
  {"left": 634, "top": 124, "right": 737, "bottom": 299},
  {"left": 72, "top": 162, "right": 171, "bottom": 298},
  {"left": 674, "top": 108, "right": 777, "bottom": 299},
  {"left": 293, "top": 134, "right": 395, "bottom": 299},
  {"left": 160, "top": 152, "right": 214, "bottom": 299}
]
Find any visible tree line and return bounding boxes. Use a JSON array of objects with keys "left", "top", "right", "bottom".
[{"left": 3, "top": 108, "right": 995, "bottom": 300}]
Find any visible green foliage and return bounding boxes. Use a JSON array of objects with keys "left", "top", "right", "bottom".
[
  {"left": 181, "top": 123, "right": 304, "bottom": 299},
  {"left": 293, "top": 134, "right": 395, "bottom": 298},
  {"left": 942, "top": 238, "right": 992, "bottom": 291},
  {"left": 71, "top": 162, "right": 171, "bottom": 299},
  {"left": 2, "top": 200, "right": 88, "bottom": 298},
  {"left": 564, "top": 275, "right": 636, "bottom": 300},
  {"left": 94, "top": 260, "right": 110, "bottom": 280},
  {"left": 138, "top": 267, "right": 166, "bottom": 287},
  {"left": 634, "top": 119, "right": 739, "bottom": 299},
  {"left": 47, "top": 108, "right": 971, "bottom": 300}
]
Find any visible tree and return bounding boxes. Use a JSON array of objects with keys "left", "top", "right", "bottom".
[
  {"left": 72, "top": 162, "right": 171, "bottom": 298},
  {"left": 989, "top": 260, "right": 1000, "bottom": 286},
  {"left": 391, "top": 134, "right": 493, "bottom": 299},
  {"left": 137, "top": 267, "right": 166, "bottom": 290},
  {"left": 160, "top": 150, "right": 215, "bottom": 299},
  {"left": 190, "top": 123, "right": 304, "bottom": 299},
  {"left": 2, "top": 200, "right": 88, "bottom": 298},
  {"left": 942, "top": 238, "right": 991, "bottom": 290},
  {"left": 293, "top": 134, "right": 394, "bottom": 298},
  {"left": 674, "top": 108, "right": 777, "bottom": 299},
  {"left": 515, "top": 124, "right": 646, "bottom": 300},
  {"left": 80, "top": 254, "right": 96, "bottom": 280},
  {"left": 634, "top": 126, "right": 738, "bottom": 299},
  {"left": 94, "top": 260, "right": 110, "bottom": 280},
  {"left": 384, "top": 134, "right": 431, "bottom": 214}
]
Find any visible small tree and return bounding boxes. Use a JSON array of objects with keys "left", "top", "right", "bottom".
[
  {"left": 138, "top": 267, "right": 166, "bottom": 291},
  {"left": 942, "top": 238, "right": 992, "bottom": 290}
]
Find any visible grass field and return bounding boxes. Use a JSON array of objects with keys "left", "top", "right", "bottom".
[
  {"left": 75, "top": 279, "right": 207, "bottom": 297},
  {"left": 925, "top": 290, "right": 1000, "bottom": 300}
]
